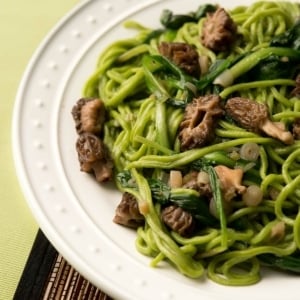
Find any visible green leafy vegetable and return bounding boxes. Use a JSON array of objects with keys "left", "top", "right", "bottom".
[
  {"left": 148, "top": 178, "right": 217, "bottom": 226},
  {"left": 148, "top": 54, "right": 191, "bottom": 88},
  {"left": 143, "top": 29, "right": 165, "bottom": 43},
  {"left": 249, "top": 55, "right": 299, "bottom": 81},
  {"left": 143, "top": 54, "right": 195, "bottom": 105},
  {"left": 259, "top": 253, "right": 300, "bottom": 273},
  {"left": 195, "top": 53, "right": 248, "bottom": 91},
  {"left": 116, "top": 170, "right": 136, "bottom": 188},
  {"left": 202, "top": 165, "right": 228, "bottom": 247},
  {"left": 160, "top": 9, "right": 195, "bottom": 30},
  {"left": 117, "top": 171, "right": 217, "bottom": 226},
  {"left": 170, "top": 188, "right": 218, "bottom": 226},
  {"left": 270, "top": 20, "right": 300, "bottom": 50},
  {"left": 195, "top": 59, "right": 232, "bottom": 90},
  {"left": 143, "top": 54, "right": 246, "bottom": 106},
  {"left": 147, "top": 178, "right": 170, "bottom": 205},
  {"left": 160, "top": 4, "right": 217, "bottom": 30},
  {"left": 223, "top": 47, "right": 300, "bottom": 85},
  {"left": 194, "top": 4, "right": 217, "bottom": 20},
  {"left": 142, "top": 55, "right": 170, "bottom": 101}
]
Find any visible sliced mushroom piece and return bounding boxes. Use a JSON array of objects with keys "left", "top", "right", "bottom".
[
  {"left": 169, "top": 170, "right": 183, "bottom": 188},
  {"left": 76, "top": 132, "right": 113, "bottom": 182},
  {"left": 179, "top": 95, "right": 224, "bottom": 150},
  {"left": 113, "top": 192, "right": 144, "bottom": 229},
  {"left": 225, "top": 97, "right": 294, "bottom": 144},
  {"left": 214, "top": 165, "right": 246, "bottom": 201},
  {"left": 71, "top": 98, "right": 106, "bottom": 134},
  {"left": 201, "top": 7, "right": 237, "bottom": 52},
  {"left": 161, "top": 205, "right": 195, "bottom": 237}
]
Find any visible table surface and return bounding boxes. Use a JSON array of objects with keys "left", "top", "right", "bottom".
[{"left": 0, "top": 1, "right": 78, "bottom": 299}]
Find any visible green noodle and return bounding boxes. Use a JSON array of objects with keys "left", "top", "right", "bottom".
[{"left": 82, "top": 1, "right": 300, "bottom": 286}]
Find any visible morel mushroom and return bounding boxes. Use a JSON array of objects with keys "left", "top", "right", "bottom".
[
  {"left": 201, "top": 7, "right": 237, "bottom": 52},
  {"left": 179, "top": 95, "right": 224, "bottom": 150},
  {"left": 72, "top": 98, "right": 106, "bottom": 134},
  {"left": 225, "top": 97, "right": 294, "bottom": 144},
  {"left": 76, "top": 132, "right": 113, "bottom": 182},
  {"left": 158, "top": 42, "right": 200, "bottom": 76},
  {"left": 161, "top": 205, "right": 195, "bottom": 236},
  {"left": 113, "top": 192, "right": 144, "bottom": 229}
]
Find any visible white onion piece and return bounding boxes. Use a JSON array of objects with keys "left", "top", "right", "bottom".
[
  {"left": 239, "top": 142, "right": 260, "bottom": 161},
  {"left": 213, "top": 69, "right": 234, "bottom": 87},
  {"left": 270, "top": 221, "right": 285, "bottom": 241},
  {"left": 199, "top": 55, "right": 210, "bottom": 75},
  {"left": 169, "top": 170, "right": 183, "bottom": 188},
  {"left": 242, "top": 185, "right": 263, "bottom": 206},
  {"left": 209, "top": 198, "right": 232, "bottom": 218}
]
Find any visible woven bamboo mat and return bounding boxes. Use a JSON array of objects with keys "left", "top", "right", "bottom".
[
  {"left": 14, "top": 230, "right": 113, "bottom": 300},
  {"left": 42, "top": 254, "right": 112, "bottom": 300}
]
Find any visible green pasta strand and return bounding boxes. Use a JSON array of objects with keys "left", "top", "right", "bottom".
[
  {"left": 207, "top": 242, "right": 296, "bottom": 285},
  {"left": 275, "top": 175, "right": 300, "bottom": 226},
  {"left": 131, "top": 168, "right": 205, "bottom": 278},
  {"left": 127, "top": 137, "right": 274, "bottom": 169}
]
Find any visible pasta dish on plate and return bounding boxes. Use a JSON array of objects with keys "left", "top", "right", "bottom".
[{"left": 71, "top": 1, "right": 300, "bottom": 286}]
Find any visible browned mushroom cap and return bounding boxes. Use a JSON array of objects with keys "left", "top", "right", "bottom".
[
  {"left": 76, "top": 132, "right": 113, "bottom": 182},
  {"left": 225, "top": 97, "right": 268, "bottom": 133},
  {"left": 158, "top": 42, "right": 200, "bottom": 77},
  {"left": 179, "top": 95, "right": 224, "bottom": 150},
  {"left": 225, "top": 97, "right": 294, "bottom": 144},
  {"left": 113, "top": 192, "right": 144, "bottom": 229},
  {"left": 161, "top": 205, "right": 195, "bottom": 237},
  {"left": 71, "top": 98, "right": 106, "bottom": 134},
  {"left": 201, "top": 7, "right": 237, "bottom": 52}
]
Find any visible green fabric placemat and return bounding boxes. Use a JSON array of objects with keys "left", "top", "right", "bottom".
[{"left": 0, "top": 1, "right": 78, "bottom": 299}]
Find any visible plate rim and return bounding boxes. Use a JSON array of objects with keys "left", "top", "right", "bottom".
[{"left": 11, "top": 1, "right": 136, "bottom": 298}]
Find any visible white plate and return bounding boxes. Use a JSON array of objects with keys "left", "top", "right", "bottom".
[{"left": 12, "top": 0, "right": 300, "bottom": 299}]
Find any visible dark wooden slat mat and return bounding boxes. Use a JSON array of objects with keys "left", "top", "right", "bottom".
[{"left": 14, "top": 230, "right": 113, "bottom": 300}]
